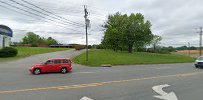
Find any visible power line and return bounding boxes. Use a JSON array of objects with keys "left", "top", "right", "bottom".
[
  {"left": 89, "top": 9, "right": 108, "bottom": 16},
  {"left": 48, "top": 7, "right": 107, "bottom": 18},
  {"left": 14, "top": 29, "right": 102, "bottom": 37},
  {"left": 13, "top": 29, "right": 84, "bottom": 35},
  {"left": 0, "top": 4, "right": 67, "bottom": 29},
  {"left": 0, "top": 0, "right": 106, "bottom": 35},
  {"left": 25, "top": 2, "right": 107, "bottom": 21},
  {"left": 19, "top": 0, "right": 109, "bottom": 17},
  {"left": 0, "top": 18, "right": 38, "bottom": 22},
  {"left": 0, "top": 3, "right": 40, "bottom": 20},
  {"left": 0, "top": 6, "right": 84, "bottom": 25},
  {"left": 88, "top": 5, "right": 109, "bottom": 13},
  {"left": 34, "top": 2, "right": 108, "bottom": 17},
  {"left": 43, "top": 7, "right": 84, "bottom": 14},
  {"left": 20, "top": 0, "right": 84, "bottom": 27},
  {"left": 9, "top": 0, "right": 84, "bottom": 27},
  {"left": 52, "top": 12, "right": 106, "bottom": 21},
  {"left": 0, "top": 1, "right": 82, "bottom": 32},
  {"left": 7, "top": 0, "right": 84, "bottom": 28}
]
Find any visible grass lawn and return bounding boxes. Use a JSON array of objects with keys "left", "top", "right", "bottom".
[
  {"left": 73, "top": 49, "right": 194, "bottom": 66},
  {"left": 0, "top": 47, "right": 70, "bottom": 62}
]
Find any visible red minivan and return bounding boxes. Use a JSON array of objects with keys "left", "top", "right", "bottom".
[{"left": 29, "top": 58, "right": 72, "bottom": 75}]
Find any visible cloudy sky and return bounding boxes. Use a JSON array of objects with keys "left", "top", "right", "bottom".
[{"left": 0, "top": 0, "right": 203, "bottom": 46}]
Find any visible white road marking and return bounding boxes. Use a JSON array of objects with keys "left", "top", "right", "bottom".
[
  {"left": 152, "top": 84, "right": 178, "bottom": 100},
  {"left": 0, "top": 72, "right": 201, "bottom": 94},
  {"left": 80, "top": 96, "right": 94, "bottom": 100}
]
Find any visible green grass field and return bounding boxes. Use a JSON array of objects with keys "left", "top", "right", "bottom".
[
  {"left": 0, "top": 47, "right": 70, "bottom": 62},
  {"left": 73, "top": 49, "right": 194, "bottom": 66}
]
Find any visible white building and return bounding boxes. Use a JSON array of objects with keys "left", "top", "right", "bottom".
[{"left": 0, "top": 25, "right": 13, "bottom": 49}]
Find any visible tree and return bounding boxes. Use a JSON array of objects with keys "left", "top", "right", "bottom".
[
  {"left": 176, "top": 46, "right": 187, "bottom": 50},
  {"left": 102, "top": 29, "right": 121, "bottom": 51},
  {"left": 151, "top": 35, "right": 162, "bottom": 51},
  {"left": 167, "top": 46, "right": 175, "bottom": 52},
  {"left": 102, "top": 12, "right": 126, "bottom": 51},
  {"left": 124, "top": 13, "right": 153, "bottom": 53},
  {"left": 189, "top": 46, "right": 197, "bottom": 50},
  {"left": 46, "top": 37, "right": 58, "bottom": 45},
  {"left": 22, "top": 32, "right": 40, "bottom": 44},
  {"left": 102, "top": 12, "right": 153, "bottom": 53}
]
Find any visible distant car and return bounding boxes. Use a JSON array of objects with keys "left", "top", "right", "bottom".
[
  {"left": 195, "top": 56, "right": 203, "bottom": 68},
  {"left": 29, "top": 58, "right": 72, "bottom": 75}
]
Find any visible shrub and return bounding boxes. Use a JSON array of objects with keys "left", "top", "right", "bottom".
[
  {"left": 146, "top": 48, "right": 155, "bottom": 53},
  {"left": 146, "top": 48, "right": 171, "bottom": 54},
  {"left": 0, "top": 47, "right": 18, "bottom": 58},
  {"left": 158, "top": 50, "right": 171, "bottom": 54},
  {"left": 135, "top": 48, "right": 146, "bottom": 52},
  {"left": 88, "top": 45, "right": 92, "bottom": 49}
]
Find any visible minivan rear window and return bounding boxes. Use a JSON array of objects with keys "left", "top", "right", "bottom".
[{"left": 63, "top": 59, "right": 69, "bottom": 63}]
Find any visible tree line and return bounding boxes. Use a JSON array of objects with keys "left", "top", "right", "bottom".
[{"left": 21, "top": 32, "right": 58, "bottom": 46}]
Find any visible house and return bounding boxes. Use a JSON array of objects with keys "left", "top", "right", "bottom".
[{"left": 0, "top": 25, "right": 13, "bottom": 48}]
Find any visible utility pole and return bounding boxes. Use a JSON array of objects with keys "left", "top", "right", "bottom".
[
  {"left": 198, "top": 27, "right": 203, "bottom": 56},
  {"left": 84, "top": 5, "right": 90, "bottom": 63},
  {"left": 188, "top": 42, "right": 190, "bottom": 56}
]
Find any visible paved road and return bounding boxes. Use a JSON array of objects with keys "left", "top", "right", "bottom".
[{"left": 0, "top": 49, "right": 202, "bottom": 100}]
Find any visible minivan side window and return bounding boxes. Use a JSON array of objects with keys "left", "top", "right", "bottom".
[
  {"left": 54, "top": 60, "right": 61, "bottom": 64},
  {"left": 46, "top": 60, "right": 53, "bottom": 64},
  {"left": 63, "top": 59, "right": 69, "bottom": 63}
]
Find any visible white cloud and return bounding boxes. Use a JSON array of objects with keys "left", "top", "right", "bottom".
[{"left": 0, "top": 0, "right": 203, "bottom": 46}]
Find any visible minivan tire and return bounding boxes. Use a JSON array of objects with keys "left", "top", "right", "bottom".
[
  {"left": 61, "top": 68, "right": 67, "bottom": 74},
  {"left": 34, "top": 68, "right": 41, "bottom": 75}
]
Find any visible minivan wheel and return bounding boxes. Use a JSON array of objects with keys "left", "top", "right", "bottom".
[
  {"left": 34, "top": 68, "right": 41, "bottom": 75},
  {"left": 61, "top": 68, "right": 67, "bottom": 74}
]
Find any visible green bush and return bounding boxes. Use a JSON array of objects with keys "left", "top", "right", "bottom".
[
  {"left": 146, "top": 48, "right": 171, "bottom": 54},
  {"left": 158, "top": 50, "right": 171, "bottom": 54},
  {"left": 0, "top": 47, "right": 18, "bottom": 58}
]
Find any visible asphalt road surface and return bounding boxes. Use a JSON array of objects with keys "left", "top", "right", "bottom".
[{"left": 0, "top": 49, "right": 202, "bottom": 100}]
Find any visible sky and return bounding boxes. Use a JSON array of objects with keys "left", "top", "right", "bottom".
[{"left": 0, "top": 0, "right": 203, "bottom": 46}]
